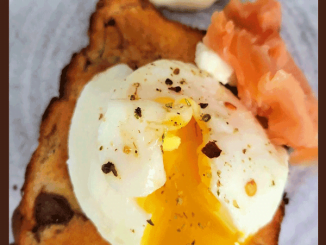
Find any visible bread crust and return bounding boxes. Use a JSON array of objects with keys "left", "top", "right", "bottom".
[{"left": 12, "top": 0, "right": 285, "bottom": 244}]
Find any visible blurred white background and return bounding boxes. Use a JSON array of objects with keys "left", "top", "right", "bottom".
[{"left": 9, "top": 0, "right": 318, "bottom": 244}]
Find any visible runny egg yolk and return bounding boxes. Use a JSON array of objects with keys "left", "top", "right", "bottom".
[{"left": 137, "top": 118, "right": 252, "bottom": 245}]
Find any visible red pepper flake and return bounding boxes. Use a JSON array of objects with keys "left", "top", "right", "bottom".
[
  {"left": 146, "top": 219, "right": 154, "bottom": 226},
  {"left": 224, "top": 102, "right": 237, "bottom": 110},
  {"left": 165, "top": 78, "right": 173, "bottom": 85},
  {"left": 245, "top": 179, "right": 257, "bottom": 197},
  {"left": 202, "top": 141, "right": 222, "bottom": 158},
  {"left": 101, "top": 162, "right": 118, "bottom": 177},
  {"left": 168, "top": 86, "right": 181, "bottom": 93},
  {"left": 173, "top": 68, "right": 180, "bottom": 75},
  {"left": 134, "top": 107, "right": 142, "bottom": 119},
  {"left": 199, "top": 103, "right": 208, "bottom": 109},
  {"left": 242, "top": 149, "right": 247, "bottom": 154}
]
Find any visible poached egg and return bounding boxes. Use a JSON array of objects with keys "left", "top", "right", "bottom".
[{"left": 68, "top": 59, "right": 288, "bottom": 245}]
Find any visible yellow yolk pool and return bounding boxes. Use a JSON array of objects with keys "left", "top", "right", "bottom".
[{"left": 138, "top": 118, "right": 250, "bottom": 245}]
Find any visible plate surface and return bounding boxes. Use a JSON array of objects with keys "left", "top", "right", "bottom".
[{"left": 9, "top": 0, "right": 318, "bottom": 244}]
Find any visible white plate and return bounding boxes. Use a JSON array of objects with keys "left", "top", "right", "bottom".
[{"left": 9, "top": 0, "right": 318, "bottom": 244}]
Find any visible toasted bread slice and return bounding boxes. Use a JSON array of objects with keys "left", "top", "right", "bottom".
[{"left": 12, "top": 0, "right": 285, "bottom": 244}]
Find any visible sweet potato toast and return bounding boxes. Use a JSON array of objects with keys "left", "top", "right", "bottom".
[{"left": 12, "top": 0, "right": 285, "bottom": 244}]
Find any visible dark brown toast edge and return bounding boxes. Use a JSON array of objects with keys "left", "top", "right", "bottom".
[{"left": 11, "top": 0, "right": 285, "bottom": 244}]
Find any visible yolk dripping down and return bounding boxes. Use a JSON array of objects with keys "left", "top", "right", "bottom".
[{"left": 138, "top": 118, "right": 251, "bottom": 245}]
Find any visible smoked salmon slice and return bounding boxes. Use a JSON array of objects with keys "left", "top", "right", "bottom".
[{"left": 203, "top": 0, "right": 318, "bottom": 164}]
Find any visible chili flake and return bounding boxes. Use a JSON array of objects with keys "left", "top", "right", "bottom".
[
  {"left": 173, "top": 68, "right": 180, "bottom": 75},
  {"left": 224, "top": 102, "right": 237, "bottom": 110},
  {"left": 245, "top": 179, "right": 257, "bottom": 197}
]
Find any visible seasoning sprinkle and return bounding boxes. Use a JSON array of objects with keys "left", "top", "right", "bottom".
[
  {"left": 185, "top": 98, "right": 191, "bottom": 106},
  {"left": 173, "top": 68, "right": 180, "bottom": 75},
  {"left": 217, "top": 180, "right": 222, "bottom": 187},
  {"left": 201, "top": 114, "right": 211, "bottom": 122},
  {"left": 130, "top": 95, "right": 136, "bottom": 101},
  {"left": 123, "top": 146, "right": 131, "bottom": 154},
  {"left": 233, "top": 200, "right": 240, "bottom": 209},
  {"left": 165, "top": 78, "right": 173, "bottom": 85},
  {"left": 101, "top": 162, "right": 118, "bottom": 177},
  {"left": 198, "top": 223, "right": 204, "bottom": 229},
  {"left": 168, "top": 86, "right": 182, "bottom": 93},
  {"left": 217, "top": 170, "right": 221, "bottom": 177},
  {"left": 146, "top": 219, "right": 154, "bottom": 226},
  {"left": 99, "top": 113, "right": 103, "bottom": 120},
  {"left": 245, "top": 179, "right": 257, "bottom": 197},
  {"left": 201, "top": 141, "right": 222, "bottom": 158},
  {"left": 134, "top": 107, "right": 142, "bottom": 119},
  {"left": 199, "top": 103, "right": 208, "bottom": 109},
  {"left": 176, "top": 197, "right": 183, "bottom": 205},
  {"left": 99, "top": 146, "right": 103, "bottom": 151},
  {"left": 224, "top": 102, "right": 237, "bottom": 110},
  {"left": 156, "top": 88, "right": 162, "bottom": 92},
  {"left": 165, "top": 102, "right": 173, "bottom": 108}
]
